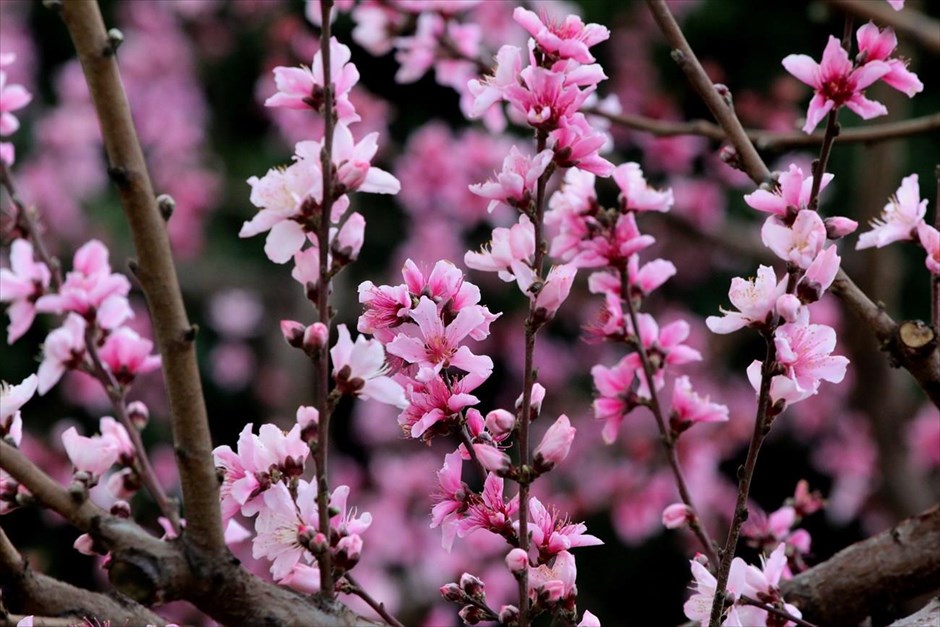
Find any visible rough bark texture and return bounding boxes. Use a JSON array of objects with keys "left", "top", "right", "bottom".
[
  {"left": 890, "top": 597, "right": 940, "bottom": 627},
  {"left": 782, "top": 506, "right": 940, "bottom": 625}
]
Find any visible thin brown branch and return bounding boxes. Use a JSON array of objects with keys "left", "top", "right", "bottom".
[
  {"left": 739, "top": 595, "right": 818, "bottom": 627},
  {"left": 342, "top": 574, "right": 405, "bottom": 627},
  {"left": 58, "top": 0, "right": 222, "bottom": 552},
  {"left": 782, "top": 505, "right": 940, "bottom": 625},
  {"left": 825, "top": 0, "right": 940, "bottom": 55},
  {"left": 587, "top": 109, "right": 940, "bottom": 150}
]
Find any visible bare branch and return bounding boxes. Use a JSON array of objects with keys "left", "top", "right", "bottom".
[
  {"left": 782, "top": 506, "right": 940, "bottom": 625},
  {"left": 57, "top": 0, "right": 222, "bottom": 553}
]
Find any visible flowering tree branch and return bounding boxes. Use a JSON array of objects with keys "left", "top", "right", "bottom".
[
  {"left": 782, "top": 505, "right": 940, "bottom": 625},
  {"left": 587, "top": 108, "right": 940, "bottom": 150},
  {"left": 824, "top": 0, "right": 940, "bottom": 55},
  {"left": 57, "top": 0, "right": 223, "bottom": 552},
  {"left": 645, "top": 0, "right": 940, "bottom": 410}
]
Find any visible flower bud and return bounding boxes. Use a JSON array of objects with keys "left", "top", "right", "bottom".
[
  {"left": 534, "top": 414, "right": 575, "bottom": 473},
  {"left": 472, "top": 443, "right": 511, "bottom": 475},
  {"left": 280, "top": 320, "right": 306, "bottom": 348},
  {"left": 505, "top": 548, "right": 529, "bottom": 574},
  {"left": 296, "top": 406, "right": 320, "bottom": 445},
  {"left": 73, "top": 533, "right": 96, "bottom": 555},
  {"left": 110, "top": 500, "right": 132, "bottom": 518},
  {"left": 126, "top": 401, "right": 149, "bottom": 430},
  {"left": 515, "top": 383, "right": 546, "bottom": 421},
  {"left": 459, "top": 573, "right": 486, "bottom": 600},
  {"left": 335, "top": 533, "right": 363, "bottom": 570},
  {"left": 662, "top": 503, "right": 693, "bottom": 529},
  {"left": 498, "top": 605, "right": 520, "bottom": 625},
  {"left": 440, "top": 582, "right": 463, "bottom": 603},
  {"left": 458, "top": 605, "right": 485, "bottom": 625},
  {"left": 303, "top": 322, "right": 329, "bottom": 354},
  {"left": 775, "top": 294, "right": 802, "bottom": 324},
  {"left": 824, "top": 216, "right": 858, "bottom": 239},
  {"left": 485, "top": 409, "right": 515, "bottom": 437}
]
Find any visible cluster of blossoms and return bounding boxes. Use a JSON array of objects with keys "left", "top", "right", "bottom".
[
  {"left": 0, "top": 52, "right": 30, "bottom": 165},
  {"left": 783, "top": 21, "right": 922, "bottom": 133}
]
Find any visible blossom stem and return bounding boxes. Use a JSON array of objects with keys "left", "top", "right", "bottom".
[
  {"left": 516, "top": 128, "right": 550, "bottom": 627},
  {"left": 739, "top": 595, "right": 819, "bottom": 627},
  {"left": 708, "top": 337, "right": 777, "bottom": 627},
  {"left": 933, "top": 166, "right": 939, "bottom": 334},
  {"left": 0, "top": 162, "right": 63, "bottom": 289},
  {"left": 341, "top": 574, "right": 405, "bottom": 627},
  {"left": 315, "top": 0, "right": 336, "bottom": 599},
  {"left": 617, "top": 268, "right": 720, "bottom": 567},
  {"left": 82, "top": 324, "right": 180, "bottom": 533},
  {"left": 809, "top": 110, "right": 840, "bottom": 211}
]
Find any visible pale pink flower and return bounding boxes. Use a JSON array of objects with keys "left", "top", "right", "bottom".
[
  {"left": 37, "top": 314, "right": 87, "bottom": 395},
  {"left": 744, "top": 164, "right": 833, "bottom": 217},
  {"left": 464, "top": 214, "right": 536, "bottom": 283},
  {"left": 61, "top": 426, "right": 119, "bottom": 479},
  {"left": 0, "top": 374, "right": 37, "bottom": 440},
  {"left": 824, "top": 216, "right": 858, "bottom": 239},
  {"left": 773, "top": 322, "right": 849, "bottom": 394},
  {"left": 430, "top": 450, "right": 468, "bottom": 550},
  {"left": 578, "top": 610, "right": 601, "bottom": 627},
  {"left": 472, "top": 442, "right": 511, "bottom": 474},
  {"left": 333, "top": 211, "right": 366, "bottom": 263},
  {"left": 513, "top": 8, "right": 610, "bottom": 64},
  {"left": 0, "top": 141, "right": 13, "bottom": 166},
  {"left": 613, "top": 162, "right": 674, "bottom": 212},
  {"left": 856, "top": 174, "right": 928, "bottom": 249},
  {"left": 467, "top": 45, "right": 522, "bottom": 119},
  {"left": 98, "top": 327, "right": 162, "bottom": 385},
  {"left": 15, "top": 616, "right": 33, "bottom": 627},
  {"left": 469, "top": 146, "right": 554, "bottom": 214},
  {"left": 518, "top": 263, "right": 578, "bottom": 319},
  {"left": 0, "top": 57, "right": 31, "bottom": 136},
  {"left": 917, "top": 222, "right": 939, "bottom": 275},
  {"left": 534, "top": 414, "right": 576, "bottom": 470},
  {"left": 34, "top": 240, "right": 132, "bottom": 328},
  {"left": 0, "top": 239, "right": 51, "bottom": 343},
  {"left": 761, "top": 209, "right": 828, "bottom": 269},
  {"left": 670, "top": 376, "right": 729, "bottom": 432},
  {"left": 706, "top": 265, "right": 787, "bottom": 334},
  {"left": 281, "top": 563, "right": 321, "bottom": 595},
  {"left": 799, "top": 245, "right": 841, "bottom": 301},
  {"left": 782, "top": 36, "right": 890, "bottom": 132},
  {"left": 99, "top": 416, "right": 135, "bottom": 463},
  {"left": 253, "top": 480, "right": 318, "bottom": 580},
  {"left": 855, "top": 22, "right": 923, "bottom": 97},
  {"left": 386, "top": 296, "right": 493, "bottom": 381},
  {"left": 737, "top": 543, "right": 803, "bottom": 626},
  {"left": 662, "top": 503, "right": 693, "bottom": 529},
  {"left": 330, "top": 324, "right": 406, "bottom": 407},
  {"left": 506, "top": 547, "right": 529, "bottom": 573},
  {"left": 776, "top": 293, "right": 803, "bottom": 323},
  {"left": 528, "top": 549, "right": 578, "bottom": 603},
  {"left": 298, "top": 123, "right": 399, "bottom": 195},
  {"left": 684, "top": 556, "right": 749, "bottom": 625},
  {"left": 592, "top": 352, "right": 643, "bottom": 444},
  {"left": 886, "top": 0, "right": 904, "bottom": 9},
  {"left": 212, "top": 431, "right": 253, "bottom": 521}
]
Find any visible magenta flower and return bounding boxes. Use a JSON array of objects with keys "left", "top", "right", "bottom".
[
  {"left": 761, "top": 209, "right": 828, "bottom": 269},
  {"left": 0, "top": 239, "right": 51, "bottom": 343},
  {"left": 61, "top": 426, "right": 119, "bottom": 480},
  {"left": 387, "top": 296, "right": 493, "bottom": 381},
  {"left": 98, "top": 327, "right": 162, "bottom": 386},
  {"left": 37, "top": 313, "right": 87, "bottom": 395},
  {"left": 856, "top": 174, "right": 928, "bottom": 249},
  {"left": 549, "top": 113, "right": 614, "bottom": 176},
  {"left": 469, "top": 146, "right": 554, "bottom": 214},
  {"left": 525, "top": 497, "right": 602, "bottom": 562},
  {"left": 782, "top": 36, "right": 891, "bottom": 133},
  {"left": 0, "top": 54, "right": 32, "bottom": 136},
  {"left": 534, "top": 414, "right": 576, "bottom": 471},
  {"left": 706, "top": 265, "right": 787, "bottom": 334},
  {"left": 430, "top": 450, "right": 468, "bottom": 550},
  {"left": 504, "top": 66, "right": 592, "bottom": 131},
  {"left": 670, "top": 376, "right": 729, "bottom": 433},
  {"left": 744, "top": 164, "right": 833, "bottom": 217},
  {"left": 457, "top": 472, "right": 518, "bottom": 543},
  {"left": 856, "top": 22, "right": 923, "bottom": 97},
  {"left": 513, "top": 8, "right": 610, "bottom": 64},
  {"left": 592, "top": 352, "right": 643, "bottom": 443},
  {"left": 330, "top": 324, "right": 406, "bottom": 407},
  {"left": 612, "top": 162, "right": 674, "bottom": 213},
  {"left": 917, "top": 222, "right": 939, "bottom": 275},
  {"left": 398, "top": 370, "right": 485, "bottom": 440}
]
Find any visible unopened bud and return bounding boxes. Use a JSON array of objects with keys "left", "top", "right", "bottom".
[
  {"left": 775, "top": 294, "right": 802, "bottom": 323},
  {"left": 458, "top": 605, "right": 485, "bottom": 625},
  {"left": 111, "top": 500, "right": 132, "bottom": 518},
  {"left": 335, "top": 534, "right": 363, "bottom": 570},
  {"left": 127, "top": 401, "right": 149, "bottom": 430},
  {"left": 296, "top": 406, "right": 319, "bottom": 444},
  {"left": 440, "top": 582, "right": 463, "bottom": 603},
  {"left": 485, "top": 409, "right": 515, "bottom": 437},
  {"left": 303, "top": 323, "right": 329, "bottom": 355},
  {"left": 505, "top": 548, "right": 529, "bottom": 575},
  {"left": 824, "top": 216, "right": 858, "bottom": 240},
  {"left": 719, "top": 145, "right": 742, "bottom": 171},
  {"left": 498, "top": 605, "right": 520, "bottom": 625},
  {"left": 472, "top": 443, "right": 511, "bottom": 475},
  {"left": 281, "top": 320, "right": 306, "bottom": 348},
  {"left": 459, "top": 573, "right": 486, "bottom": 600},
  {"left": 662, "top": 503, "right": 693, "bottom": 529}
]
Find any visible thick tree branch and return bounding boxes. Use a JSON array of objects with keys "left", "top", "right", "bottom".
[
  {"left": 825, "top": 0, "right": 940, "bottom": 55},
  {"left": 782, "top": 506, "right": 940, "bottom": 625},
  {"left": 645, "top": 0, "right": 940, "bottom": 409},
  {"left": 57, "top": 0, "right": 222, "bottom": 552},
  {"left": 588, "top": 109, "right": 940, "bottom": 150}
]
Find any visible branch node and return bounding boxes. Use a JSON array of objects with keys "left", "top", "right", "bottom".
[
  {"left": 127, "top": 258, "right": 140, "bottom": 279},
  {"left": 106, "top": 165, "right": 130, "bottom": 187},
  {"left": 181, "top": 324, "right": 199, "bottom": 343},
  {"left": 157, "top": 194, "right": 175, "bottom": 222},
  {"left": 105, "top": 28, "right": 124, "bottom": 56}
]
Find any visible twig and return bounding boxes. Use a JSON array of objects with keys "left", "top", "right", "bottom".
[
  {"left": 58, "top": 0, "right": 222, "bottom": 553},
  {"left": 341, "top": 574, "right": 406, "bottom": 627},
  {"left": 739, "top": 595, "right": 818, "bottom": 627},
  {"left": 586, "top": 109, "right": 940, "bottom": 150},
  {"left": 825, "top": 0, "right": 940, "bottom": 55},
  {"left": 618, "top": 267, "right": 720, "bottom": 567},
  {"left": 315, "top": 0, "right": 337, "bottom": 599}
]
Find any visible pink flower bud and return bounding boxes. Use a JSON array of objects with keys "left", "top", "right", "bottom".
[
  {"left": 775, "top": 294, "right": 802, "bottom": 323},
  {"left": 788, "top": 528, "right": 812, "bottom": 553},
  {"left": 110, "top": 500, "right": 131, "bottom": 518},
  {"left": 498, "top": 605, "right": 520, "bottom": 625},
  {"left": 533, "top": 264, "right": 577, "bottom": 320},
  {"left": 485, "top": 409, "right": 515, "bottom": 437},
  {"left": 505, "top": 548, "right": 529, "bottom": 574},
  {"left": 335, "top": 533, "right": 363, "bottom": 569},
  {"left": 515, "top": 383, "right": 546, "bottom": 419},
  {"left": 303, "top": 322, "right": 329, "bottom": 353},
  {"left": 472, "top": 443, "right": 511, "bottom": 474},
  {"left": 662, "top": 503, "right": 693, "bottom": 529},
  {"left": 126, "top": 401, "right": 149, "bottom": 430},
  {"left": 538, "top": 580, "right": 565, "bottom": 604},
  {"left": 458, "top": 605, "right": 485, "bottom": 625},
  {"left": 280, "top": 320, "right": 306, "bottom": 348},
  {"left": 459, "top": 572, "right": 486, "bottom": 599},
  {"left": 824, "top": 216, "right": 858, "bottom": 239},
  {"left": 440, "top": 582, "right": 463, "bottom": 603},
  {"left": 534, "top": 414, "right": 575, "bottom": 472},
  {"left": 296, "top": 405, "right": 320, "bottom": 444},
  {"left": 281, "top": 563, "right": 321, "bottom": 595},
  {"left": 73, "top": 533, "right": 96, "bottom": 555}
]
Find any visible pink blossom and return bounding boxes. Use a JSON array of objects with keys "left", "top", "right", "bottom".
[
  {"left": 386, "top": 296, "right": 493, "bottom": 381},
  {"left": 464, "top": 214, "right": 536, "bottom": 283},
  {"left": 578, "top": 610, "right": 601, "bottom": 627},
  {"left": 37, "top": 313, "right": 87, "bottom": 395},
  {"left": 0, "top": 141, "right": 13, "bottom": 165},
  {"left": 526, "top": 497, "right": 602, "bottom": 562},
  {"left": 744, "top": 164, "right": 833, "bottom": 217},
  {"left": 469, "top": 146, "right": 554, "bottom": 214},
  {"left": 683, "top": 556, "right": 749, "bottom": 625},
  {"left": 856, "top": 174, "right": 928, "bottom": 249},
  {"left": 98, "top": 327, "right": 162, "bottom": 386},
  {"left": 523, "top": 263, "right": 578, "bottom": 319},
  {"left": 34, "top": 240, "right": 132, "bottom": 328},
  {"left": 706, "top": 265, "right": 787, "bottom": 334},
  {"left": 534, "top": 414, "right": 576, "bottom": 470},
  {"left": 0, "top": 239, "right": 51, "bottom": 343},
  {"left": 472, "top": 442, "right": 511, "bottom": 474},
  {"left": 737, "top": 544, "right": 803, "bottom": 626},
  {"left": 333, "top": 211, "right": 366, "bottom": 263},
  {"left": 855, "top": 22, "right": 923, "bottom": 97},
  {"left": 504, "top": 66, "right": 593, "bottom": 131},
  {"left": 61, "top": 426, "right": 119, "bottom": 479},
  {"left": 0, "top": 374, "right": 36, "bottom": 440},
  {"left": 825, "top": 216, "right": 858, "bottom": 239},
  {"left": 917, "top": 222, "right": 939, "bottom": 275},
  {"left": 662, "top": 503, "right": 693, "bottom": 529},
  {"left": 549, "top": 113, "right": 614, "bottom": 176},
  {"left": 776, "top": 293, "right": 803, "bottom": 323},
  {"left": 397, "top": 371, "right": 485, "bottom": 440},
  {"left": 330, "top": 324, "right": 406, "bottom": 407},
  {"left": 513, "top": 8, "right": 609, "bottom": 64},
  {"left": 612, "top": 162, "right": 674, "bottom": 212},
  {"left": 467, "top": 45, "right": 522, "bottom": 119},
  {"left": 774, "top": 322, "right": 849, "bottom": 394},
  {"left": 799, "top": 245, "right": 841, "bottom": 301},
  {"left": 670, "top": 376, "right": 729, "bottom": 432},
  {"left": 281, "top": 563, "right": 321, "bottom": 595},
  {"left": 782, "top": 36, "right": 890, "bottom": 132},
  {"left": 506, "top": 547, "right": 529, "bottom": 573},
  {"left": 99, "top": 416, "right": 135, "bottom": 464},
  {"left": 0, "top": 55, "right": 31, "bottom": 136},
  {"left": 456, "top": 472, "right": 518, "bottom": 541},
  {"left": 592, "top": 352, "right": 643, "bottom": 443},
  {"left": 528, "top": 550, "right": 578, "bottom": 603},
  {"left": 252, "top": 480, "right": 318, "bottom": 580},
  {"left": 430, "top": 450, "right": 468, "bottom": 550},
  {"left": 357, "top": 281, "right": 413, "bottom": 342},
  {"left": 761, "top": 209, "right": 827, "bottom": 269},
  {"left": 886, "top": 0, "right": 904, "bottom": 9},
  {"left": 299, "top": 123, "right": 400, "bottom": 195}
]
